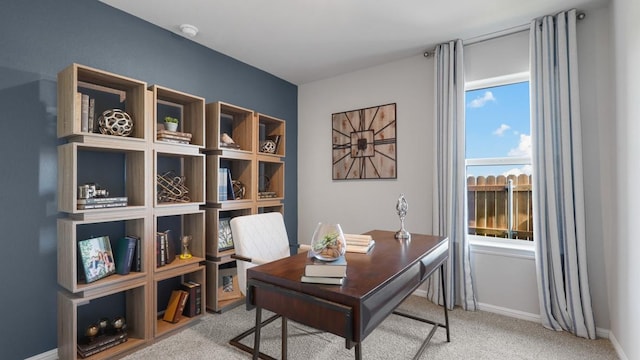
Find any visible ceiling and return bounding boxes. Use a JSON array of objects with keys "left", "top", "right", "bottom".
[{"left": 100, "top": 0, "right": 607, "bottom": 85}]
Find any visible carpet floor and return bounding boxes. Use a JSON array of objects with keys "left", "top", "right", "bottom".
[{"left": 122, "top": 295, "right": 618, "bottom": 359}]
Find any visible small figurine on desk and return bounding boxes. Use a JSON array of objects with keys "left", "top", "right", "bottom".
[{"left": 395, "top": 193, "right": 411, "bottom": 240}]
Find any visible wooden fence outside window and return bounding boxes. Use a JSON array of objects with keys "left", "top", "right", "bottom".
[{"left": 467, "top": 174, "right": 533, "bottom": 241}]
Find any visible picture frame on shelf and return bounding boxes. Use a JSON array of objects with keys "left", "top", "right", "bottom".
[
  {"left": 218, "top": 218, "right": 234, "bottom": 251},
  {"left": 217, "top": 268, "right": 241, "bottom": 301},
  {"left": 78, "top": 236, "right": 116, "bottom": 283}
]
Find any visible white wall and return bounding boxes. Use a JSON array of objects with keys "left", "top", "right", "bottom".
[
  {"left": 297, "top": 2, "right": 613, "bottom": 334},
  {"left": 609, "top": 0, "right": 640, "bottom": 358},
  {"left": 298, "top": 55, "right": 434, "bottom": 241}
]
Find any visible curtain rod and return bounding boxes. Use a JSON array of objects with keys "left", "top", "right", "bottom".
[{"left": 423, "top": 11, "right": 586, "bottom": 57}]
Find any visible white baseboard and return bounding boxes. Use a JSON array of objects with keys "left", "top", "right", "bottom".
[
  {"left": 25, "top": 348, "right": 57, "bottom": 360},
  {"left": 476, "top": 302, "right": 541, "bottom": 323},
  {"left": 608, "top": 331, "right": 629, "bottom": 360},
  {"left": 414, "top": 291, "right": 612, "bottom": 340}
]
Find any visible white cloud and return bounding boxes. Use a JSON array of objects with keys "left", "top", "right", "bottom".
[
  {"left": 493, "top": 124, "right": 510, "bottom": 136},
  {"left": 503, "top": 164, "right": 533, "bottom": 176},
  {"left": 508, "top": 134, "right": 531, "bottom": 157},
  {"left": 468, "top": 91, "right": 496, "bottom": 108}
]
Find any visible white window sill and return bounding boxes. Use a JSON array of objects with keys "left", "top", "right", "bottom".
[{"left": 469, "top": 235, "right": 535, "bottom": 260}]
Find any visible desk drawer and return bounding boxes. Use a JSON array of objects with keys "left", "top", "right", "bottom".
[
  {"left": 249, "top": 279, "right": 353, "bottom": 339},
  {"left": 361, "top": 263, "right": 421, "bottom": 338}
]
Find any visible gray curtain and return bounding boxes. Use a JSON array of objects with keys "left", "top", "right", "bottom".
[
  {"left": 427, "top": 39, "right": 477, "bottom": 311},
  {"left": 530, "top": 9, "right": 596, "bottom": 339}
]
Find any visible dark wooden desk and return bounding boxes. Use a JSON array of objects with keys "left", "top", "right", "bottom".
[{"left": 232, "top": 230, "right": 450, "bottom": 360}]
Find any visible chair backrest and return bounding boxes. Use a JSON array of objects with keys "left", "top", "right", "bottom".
[{"left": 230, "top": 212, "right": 291, "bottom": 295}]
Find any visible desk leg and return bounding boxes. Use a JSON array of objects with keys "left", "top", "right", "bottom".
[
  {"left": 282, "top": 317, "right": 288, "bottom": 360},
  {"left": 440, "top": 263, "right": 450, "bottom": 342},
  {"left": 355, "top": 342, "right": 362, "bottom": 360},
  {"left": 253, "top": 307, "right": 262, "bottom": 360}
]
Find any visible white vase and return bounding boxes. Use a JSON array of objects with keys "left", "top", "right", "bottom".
[{"left": 165, "top": 122, "right": 178, "bottom": 132}]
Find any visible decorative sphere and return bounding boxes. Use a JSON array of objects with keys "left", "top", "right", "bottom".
[
  {"left": 98, "top": 317, "right": 109, "bottom": 331},
  {"left": 98, "top": 109, "right": 133, "bottom": 136},
  {"left": 260, "top": 140, "right": 277, "bottom": 154},
  {"left": 112, "top": 316, "right": 126, "bottom": 330},
  {"left": 85, "top": 324, "right": 99, "bottom": 338}
]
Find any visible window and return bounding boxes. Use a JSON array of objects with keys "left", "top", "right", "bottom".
[{"left": 465, "top": 73, "right": 533, "bottom": 242}]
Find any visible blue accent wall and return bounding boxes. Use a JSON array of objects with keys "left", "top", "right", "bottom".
[{"left": 0, "top": 1, "right": 297, "bottom": 358}]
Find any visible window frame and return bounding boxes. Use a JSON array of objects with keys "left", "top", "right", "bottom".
[{"left": 465, "top": 71, "right": 535, "bottom": 253}]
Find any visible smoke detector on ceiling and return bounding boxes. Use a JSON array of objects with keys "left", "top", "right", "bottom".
[{"left": 179, "top": 24, "right": 199, "bottom": 37}]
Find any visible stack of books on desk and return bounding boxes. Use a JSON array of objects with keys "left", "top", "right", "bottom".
[
  {"left": 344, "top": 234, "right": 375, "bottom": 254},
  {"left": 301, "top": 255, "right": 347, "bottom": 285}
]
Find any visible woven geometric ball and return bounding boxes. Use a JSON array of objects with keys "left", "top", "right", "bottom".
[
  {"left": 98, "top": 109, "right": 133, "bottom": 136},
  {"left": 260, "top": 139, "right": 277, "bottom": 154}
]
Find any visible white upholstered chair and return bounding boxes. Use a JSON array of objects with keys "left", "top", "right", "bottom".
[
  {"left": 230, "top": 212, "right": 293, "bottom": 296},
  {"left": 228, "top": 212, "right": 308, "bottom": 358}
]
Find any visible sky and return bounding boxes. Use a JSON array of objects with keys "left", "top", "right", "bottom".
[{"left": 465, "top": 81, "right": 531, "bottom": 177}]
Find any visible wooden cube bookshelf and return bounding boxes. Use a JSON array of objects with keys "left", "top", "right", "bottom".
[
  {"left": 258, "top": 202, "right": 284, "bottom": 214},
  {"left": 154, "top": 266, "right": 206, "bottom": 338},
  {"left": 257, "top": 113, "right": 286, "bottom": 158},
  {"left": 57, "top": 63, "right": 148, "bottom": 141},
  {"left": 57, "top": 142, "right": 148, "bottom": 217},
  {"left": 205, "top": 257, "right": 245, "bottom": 313},
  {"left": 204, "top": 206, "right": 253, "bottom": 259},
  {"left": 154, "top": 151, "right": 205, "bottom": 209},
  {"left": 205, "top": 101, "right": 255, "bottom": 152},
  {"left": 206, "top": 154, "right": 255, "bottom": 204},
  {"left": 150, "top": 85, "right": 205, "bottom": 150},
  {"left": 153, "top": 209, "right": 205, "bottom": 272},
  {"left": 258, "top": 159, "right": 285, "bottom": 201},
  {"left": 57, "top": 215, "right": 149, "bottom": 295},
  {"left": 57, "top": 281, "right": 149, "bottom": 360}
]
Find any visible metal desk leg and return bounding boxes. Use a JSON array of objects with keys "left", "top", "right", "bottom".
[
  {"left": 440, "top": 263, "right": 450, "bottom": 342},
  {"left": 253, "top": 307, "right": 262, "bottom": 360},
  {"left": 282, "top": 316, "right": 288, "bottom": 360},
  {"left": 355, "top": 342, "right": 362, "bottom": 360}
]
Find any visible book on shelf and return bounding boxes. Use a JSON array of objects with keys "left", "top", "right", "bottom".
[
  {"left": 181, "top": 281, "right": 201, "bottom": 317},
  {"left": 218, "top": 168, "right": 229, "bottom": 201},
  {"left": 226, "top": 168, "right": 235, "bottom": 200},
  {"left": 304, "top": 255, "right": 347, "bottom": 278},
  {"left": 258, "top": 191, "right": 278, "bottom": 199},
  {"left": 88, "top": 97, "right": 96, "bottom": 133},
  {"left": 157, "top": 232, "right": 166, "bottom": 267},
  {"left": 77, "top": 201, "right": 127, "bottom": 210},
  {"left": 163, "top": 289, "right": 188, "bottom": 323},
  {"left": 133, "top": 236, "right": 142, "bottom": 272},
  {"left": 77, "top": 332, "right": 128, "bottom": 358},
  {"left": 156, "top": 231, "right": 176, "bottom": 266},
  {"left": 157, "top": 129, "right": 193, "bottom": 139},
  {"left": 157, "top": 137, "right": 190, "bottom": 144},
  {"left": 78, "top": 235, "right": 116, "bottom": 283},
  {"left": 157, "top": 132, "right": 192, "bottom": 141},
  {"left": 81, "top": 93, "right": 89, "bottom": 133},
  {"left": 300, "top": 275, "right": 345, "bottom": 285},
  {"left": 165, "top": 232, "right": 176, "bottom": 265},
  {"left": 173, "top": 290, "right": 189, "bottom": 323},
  {"left": 115, "top": 236, "right": 137, "bottom": 275},
  {"left": 77, "top": 196, "right": 128, "bottom": 205}
]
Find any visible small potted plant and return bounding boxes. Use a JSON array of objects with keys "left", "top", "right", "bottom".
[{"left": 164, "top": 116, "right": 179, "bottom": 132}]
